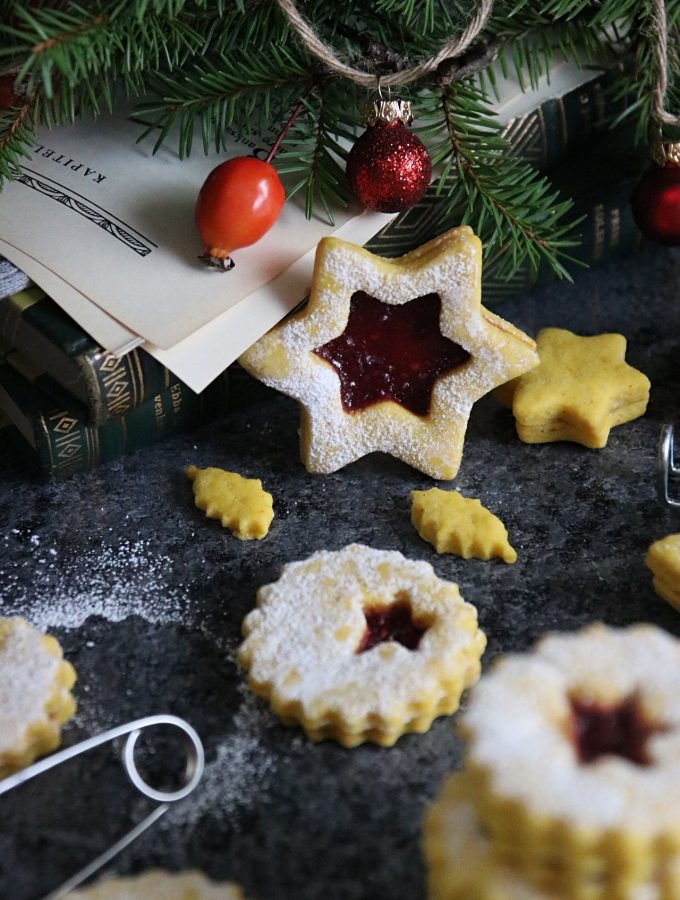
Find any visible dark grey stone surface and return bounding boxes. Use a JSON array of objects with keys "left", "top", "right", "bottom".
[{"left": 1, "top": 244, "right": 680, "bottom": 900}]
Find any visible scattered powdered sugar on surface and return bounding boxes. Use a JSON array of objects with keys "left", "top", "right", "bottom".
[
  {"left": 161, "top": 681, "right": 278, "bottom": 834},
  {"left": 0, "top": 618, "right": 60, "bottom": 752},
  {"left": 3, "top": 538, "right": 187, "bottom": 630}
]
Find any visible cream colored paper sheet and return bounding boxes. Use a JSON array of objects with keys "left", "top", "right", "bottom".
[
  {"left": 0, "top": 108, "right": 386, "bottom": 350},
  {"left": 145, "top": 209, "right": 393, "bottom": 393},
  {"left": 0, "top": 239, "right": 141, "bottom": 355}
]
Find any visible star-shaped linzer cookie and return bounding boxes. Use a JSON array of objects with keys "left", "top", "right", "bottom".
[
  {"left": 240, "top": 226, "right": 539, "bottom": 479},
  {"left": 495, "top": 327, "right": 651, "bottom": 448}
]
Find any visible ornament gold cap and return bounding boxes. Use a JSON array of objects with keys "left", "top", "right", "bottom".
[
  {"left": 361, "top": 98, "right": 413, "bottom": 127},
  {"left": 651, "top": 140, "right": 680, "bottom": 167}
]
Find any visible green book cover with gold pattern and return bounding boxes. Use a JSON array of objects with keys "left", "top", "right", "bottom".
[{"left": 0, "top": 363, "right": 227, "bottom": 480}]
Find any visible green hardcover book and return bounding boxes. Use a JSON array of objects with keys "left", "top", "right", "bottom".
[
  {"left": 366, "top": 127, "right": 643, "bottom": 299},
  {"left": 0, "top": 287, "right": 179, "bottom": 426},
  {"left": 0, "top": 338, "right": 88, "bottom": 419},
  {"left": 0, "top": 363, "right": 227, "bottom": 480},
  {"left": 498, "top": 64, "right": 626, "bottom": 170}
]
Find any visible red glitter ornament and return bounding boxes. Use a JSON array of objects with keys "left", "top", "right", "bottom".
[
  {"left": 632, "top": 141, "right": 680, "bottom": 246},
  {"left": 346, "top": 99, "right": 432, "bottom": 213}
]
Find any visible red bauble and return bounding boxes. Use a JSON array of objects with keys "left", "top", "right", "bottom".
[
  {"left": 632, "top": 157, "right": 680, "bottom": 246},
  {"left": 195, "top": 156, "right": 285, "bottom": 268},
  {"left": 347, "top": 111, "right": 432, "bottom": 213}
]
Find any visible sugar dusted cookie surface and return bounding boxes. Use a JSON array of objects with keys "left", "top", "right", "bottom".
[
  {"left": 411, "top": 488, "right": 516, "bottom": 563},
  {"left": 0, "top": 616, "right": 76, "bottom": 776},
  {"left": 461, "top": 624, "right": 680, "bottom": 893},
  {"left": 240, "top": 226, "right": 538, "bottom": 480},
  {"left": 496, "top": 327, "right": 650, "bottom": 448},
  {"left": 646, "top": 534, "right": 680, "bottom": 611},
  {"left": 237, "top": 543, "right": 486, "bottom": 747},
  {"left": 186, "top": 465, "right": 274, "bottom": 540},
  {"left": 66, "top": 869, "right": 245, "bottom": 899}
]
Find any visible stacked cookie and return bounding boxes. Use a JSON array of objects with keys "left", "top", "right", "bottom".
[
  {"left": 423, "top": 624, "right": 680, "bottom": 899},
  {"left": 238, "top": 544, "right": 486, "bottom": 747}
]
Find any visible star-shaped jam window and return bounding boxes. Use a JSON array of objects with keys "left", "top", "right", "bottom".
[
  {"left": 495, "top": 328, "right": 651, "bottom": 448},
  {"left": 313, "top": 291, "right": 471, "bottom": 416},
  {"left": 240, "top": 226, "right": 539, "bottom": 479}
]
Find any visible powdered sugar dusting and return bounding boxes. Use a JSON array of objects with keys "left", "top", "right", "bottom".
[
  {"left": 161, "top": 681, "right": 277, "bottom": 833},
  {"left": 239, "top": 544, "right": 485, "bottom": 723},
  {"left": 0, "top": 617, "right": 60, "bottom": 753},
  {"left": 3, "top": 539, "right": 186, "bottom": 630}
]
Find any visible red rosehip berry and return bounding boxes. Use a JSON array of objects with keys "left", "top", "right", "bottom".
[{"left": 195, "top": 157, "right": 285, "bottom": 269}]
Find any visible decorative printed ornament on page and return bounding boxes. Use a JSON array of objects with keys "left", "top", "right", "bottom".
[{"left": 346, "top": 99, "right": 432, "bottom": 213}]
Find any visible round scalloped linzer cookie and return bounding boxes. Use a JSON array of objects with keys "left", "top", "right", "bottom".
[
  {"left": 460, "top": 623, "right": 680, "bottom": 894},
  {"left": 66, "top": 869, "right": 245, "bottom": 899},
  {"left": 186, "top": 464, "right": 274, "bottom": 540},
  {"left": 645, "top": 534, "right": 680, "bottom": 611},
  {"left": 424, "top": 772, "right": 553, "bottom": 900},
  {"left": 237, "top": 543, "right": 486, "bottom": 747},
  {"left": 0, "top": 616, "right": 76, "bottom": 776},
  {"left": 422, "top": 772, "right": 679, "bottom": 900}
]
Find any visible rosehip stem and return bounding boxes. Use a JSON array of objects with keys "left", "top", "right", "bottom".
[
  {"left": 265, "top": 85, "right": 316, "bottom": 164},
  {"left": 199, "top": 252, "right": 235, "bottom": 271}
]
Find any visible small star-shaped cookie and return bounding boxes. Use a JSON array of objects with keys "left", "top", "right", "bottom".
[
  {"left": 240, "top": 226, "right": 538, "bottom": 479},
  {"left": 411, "top": 488, "right": 517, "bottom": 563},
  {"left": 495, "top": 327, "right": 651, "bottom": 448},
  {"left": 186, "top": 465, "right": 274, "bottom": 539}
]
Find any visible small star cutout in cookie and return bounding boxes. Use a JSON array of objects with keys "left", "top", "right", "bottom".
[
  {"left": 186, "top": 465, "right": 274, "bottom": 539},
  {"left": 411, "top": 488, "right": 517, "bottom": 563},
  {"left": 240, "top": 226, "right": 539, "bottom": 479},
  {"left": 495, "top": 328, "right": 651, "bottom": 448}
]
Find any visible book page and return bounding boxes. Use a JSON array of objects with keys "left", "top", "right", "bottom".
[
  {"left": 0, "top": 239, "right": 141, "bottom": 355},
  {"left": 0, "top": 108, "right": 388, "bottom": 350},
  {"left": 144, "top": 209, "right": 393, "bottom": 393}
]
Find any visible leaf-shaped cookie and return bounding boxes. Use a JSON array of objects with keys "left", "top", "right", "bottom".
[
  {"left": 186, "top": 465, "right": 274, "bottom": 540},
  {"left": 411, "top": 488, "right": 516, "bottom": 563}
]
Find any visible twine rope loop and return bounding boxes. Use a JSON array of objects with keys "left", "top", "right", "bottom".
[
  {"left": 652, "top": 0, "right": 680, "bottom": 127},
  {"left": 274, "top": 0, "right": 494, "bottom": 88}
]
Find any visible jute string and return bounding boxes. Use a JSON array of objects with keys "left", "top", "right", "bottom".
[
  {"left": 652, "top": 0, "right": 680, "bottom": 126},
  {"left": 274, "top": 0, "right": 494, "bottom": 88}
]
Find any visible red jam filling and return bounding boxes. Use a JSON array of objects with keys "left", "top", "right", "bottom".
[
  {"left": 357, "top": 600, "right": 426, "bottom": 653},
  {"left": 570, "top": 696, "right": 662, "bottom": 766},
  {"left": 313, "top": 291, "right": 471, "bottom": 416}
]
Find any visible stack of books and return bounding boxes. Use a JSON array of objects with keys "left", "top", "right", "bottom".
[{"left": 0, "top": 59, "right": 644, "bottom": 479}]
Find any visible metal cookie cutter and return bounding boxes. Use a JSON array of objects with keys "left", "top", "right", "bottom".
[
  {"left": 0, "top": 714, "right": 204, "bottom": 900},
  {"left": 659, "top": 424, "right": 680, "bottom": 507}
]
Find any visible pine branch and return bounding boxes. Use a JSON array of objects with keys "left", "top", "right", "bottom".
[
  {"left": 134, "top": 43, "right": 311, "bottom": 157},
  {"left": 0, "top": 91, "right": 37, "bottom": 183},
  {"left": 420, "top": 79, "right": 581, "bottom": 279},
  {"left": 274, "top": 86, "right": 356, "bottom": 224}
]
